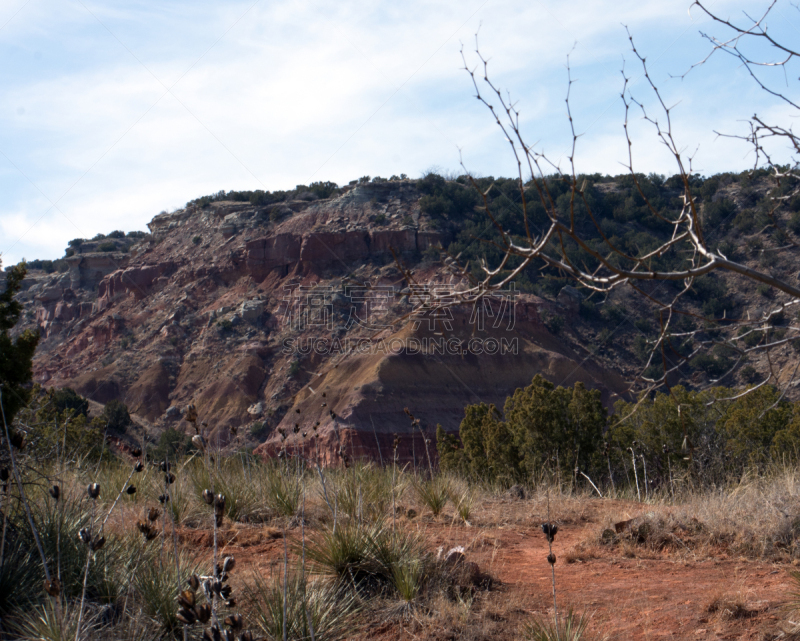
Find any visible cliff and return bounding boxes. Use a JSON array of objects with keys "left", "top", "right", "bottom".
[{"left": 12, "top": 179, "right": 629, "bottom": 462}]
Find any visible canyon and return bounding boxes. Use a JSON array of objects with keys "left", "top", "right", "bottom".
[{"left": 9, "top": 178, "right": 629, "bottom": 461}]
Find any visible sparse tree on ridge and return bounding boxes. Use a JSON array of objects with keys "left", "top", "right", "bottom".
[{"left": 400, "top": 2, "right": 800, "bottom": 414}]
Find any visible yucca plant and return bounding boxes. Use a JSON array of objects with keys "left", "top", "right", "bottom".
[
  {"left": 31, "top": 483, "right": 132, "bottom": 600},
  {"left": 446, "top": 481, "right": 475, "bottom": 524},
  {"left": 390, "top": 556, "right": 425, "bottom": 604},
  {"left": 414, "top": 476, "right": 449, "bottom": 517},
  {"left": 247, "top": 571, "right": 358, "bottom": 641},
  {"left": 132, "top": 550, "right": 202, "bottom": 635},
  {"left": 258, "top": 461, "right": 302, "bottom": 518},
  {"left": 189, "top": 458, "right": 260, "bottom": 522},
  {"left": 304, "top": 521, "right": 432, "bottom": 600},
  {"left": 303, "top": 521, "right": 378, "bottom": 585},
  {"left": 0, "top": 530, "right": 41, "bottom": 613},
  {"left": 12, "top": 598, "right": 89, "bottom": 641},
  {"left": 333, "top": 462, "right": 394, "bottom": 523},
  {"left": 522, "top": 609, "right": 598, "bottom": 641},
  {"left": 367, "top": 526, "right": 429, "bottom": 589}
]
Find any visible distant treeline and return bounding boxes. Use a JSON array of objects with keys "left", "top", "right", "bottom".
[
  {"left": 437, "top": 376, "right": 800, "bottom": 490},
  {"left": 184, "top": 175, "right": 412, "bottom": 209}
]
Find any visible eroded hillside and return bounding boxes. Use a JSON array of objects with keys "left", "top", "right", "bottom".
[{"left": 9, "top": 170, "right": 799, "bottom": 459}]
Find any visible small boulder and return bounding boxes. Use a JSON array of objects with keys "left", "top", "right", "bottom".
[{"left": 239, "top": 300, "right": 265, "bottom": 324}]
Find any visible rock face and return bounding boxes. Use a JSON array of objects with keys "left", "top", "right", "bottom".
[
  {"left": 67, "top": 252, "right": 131, "bottom": 290},
  {"left": 12, "top": 179, "right": 630, "bottom": 463}
]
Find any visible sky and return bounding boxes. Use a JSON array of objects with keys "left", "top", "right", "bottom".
[{"left": 0, "top": 0, "right": 798, "bottom": 266}]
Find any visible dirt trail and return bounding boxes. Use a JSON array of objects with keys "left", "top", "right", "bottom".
[{"left": 183, "top": 500, "right": 797, "bottom": 640}]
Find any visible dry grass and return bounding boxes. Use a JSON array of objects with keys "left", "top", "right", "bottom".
[
  {"left": 577, "top": 469, "right": 800, "bottom": 561},
  {"left": 705, "top": 591, "right": 761, "bottom": 620},
  {"left": 8, "top": 454, "right": 800, "bottom": 639}
]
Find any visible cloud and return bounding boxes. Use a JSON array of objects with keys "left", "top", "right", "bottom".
[{"left": 0, "top": 0, "right": 793, "bottom": 265}]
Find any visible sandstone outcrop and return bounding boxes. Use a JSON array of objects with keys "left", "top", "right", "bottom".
[{"left": 11, "top": 179, "right": 630, "bottom": 463}]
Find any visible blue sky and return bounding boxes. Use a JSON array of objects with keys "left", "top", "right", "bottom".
[{"left": 1, "top": 0, "right": 797, "bottom": 265}]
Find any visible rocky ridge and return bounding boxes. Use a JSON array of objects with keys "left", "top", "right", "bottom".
[{"left": 11, "top": 179, "right": 628, "bottom": 462}]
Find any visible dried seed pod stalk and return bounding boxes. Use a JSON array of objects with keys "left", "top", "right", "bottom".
[{"left": 214, "top": 494, "right": 226, "bottom": 526}]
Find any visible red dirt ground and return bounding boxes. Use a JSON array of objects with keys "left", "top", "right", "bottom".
[{"left": 179, "top": 498, "right": 797, "bottom": 641}]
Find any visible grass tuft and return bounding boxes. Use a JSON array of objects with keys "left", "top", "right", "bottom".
[
  {"left": 414, "top": 476, "right": 449, "bottom": 517},
  {"left": 522, "top": 609, "right": 602, "bottom": 641},
  {"left": 246, "top": 570, "right": 359, "bottom": 641}
]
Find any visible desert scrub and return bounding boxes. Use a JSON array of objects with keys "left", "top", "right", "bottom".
[
  {"left": 331, "top": 461, "right": 396, "bottom": 522},
  {"left": 146, "top": 462, "right": 196, "bottom": 526},
  {"left": 301, "top": 520, "right": 473, "bottom": 608},
  {"left": 256, "top": 458, "right": 303, "bottom": 518},
  {"left": 596, "top": 471, "right": 800, "bottom": 560},
  {"left": 246, "top": 570, "right": 359, "bottom": 641},
  {"left": 11, "top": 598, "right": 87, "bottom": 641},
  {"left": 133, "top": 549, "right": 204, "bottom": 635},
  {"left": 413, "top": 476, "right": 449, "bottom": 517},
  {"left": 188, "top": 456, "right": 263, "bottom": 523},
  {"left": 303, "top": 522, "right": 425, "bottom": 592},
  {"left": 30, "top": 482, "right": 136, "bottom": 599},
  {"left": 522, "top": 609, "right": 604, "bottom": 641},
  {"left": 445, "top": 476, "right": 476, "bottom": 524}
]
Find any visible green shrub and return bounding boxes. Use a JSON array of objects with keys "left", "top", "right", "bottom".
[
  {"left": 439, "top": 376, "right": 606, "bottom": 485},
  {"left": 191, "top": 235, "right": 202, "bottom": 244},
  {"left": 703, "top": 198, "right": 736, "bottom": 229},
  {"left": 0, "top": 263, "right": 39, "bottom": 427},
  {"left": 148, "top": 427, "right": 192, "bottom": 462},
  {"left": 103, "top": 399, "right": 131, "bottom": 433},
  {"left": 596, "top": 327, "right": 612, "bottom": 344},
  {"left": 740, "top": 365, "right": 758, "bottom": 383},
  {"left": 789, "top": 211, "right": 800, "bottom": 234},
  {"left": 51, "top": 387, "right": 89, "bottom": 417},
  {"left": 20, "top": 387, "right": 105, "bottom": 460},
  {"left": 249, "top": 420, "right": 266, "bottom": 437},
  {"left": 739, "top": 326, "right": 765, "bottom": 347},
  {"left": 601, "top": 305, "right": 625, "bottom": 324},
  {"left": 97, "top": 241, "right": 116, "bottom": 252},
  {"left": 543, "top": 313, "right": 564, "bottom": 335},
  {"left": 690, "top": 353, "right": 729, "bottom": 378}
]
